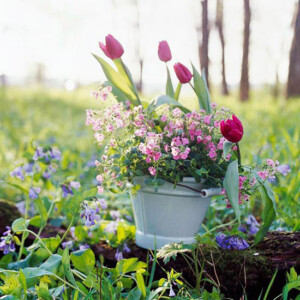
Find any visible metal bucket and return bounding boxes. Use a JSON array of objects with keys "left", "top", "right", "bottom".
[{"left": 132, "top": 177, "right": 221, "bottom": 249}]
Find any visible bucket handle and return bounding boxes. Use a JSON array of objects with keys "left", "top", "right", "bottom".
[{"left": 200, "top": 188, "right": 222, "bottom": 198}]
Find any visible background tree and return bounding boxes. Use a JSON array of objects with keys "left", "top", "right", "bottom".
[
  {"left": 287, "top": 0, "right": 300, "bottom": 99},
  {"left": 215, "top": 0, "right": 229, "bottom": 95},
  {"left": 240, "top": 0, "right": 251, "bottom": 101},
  {"left": 197, "top": 0, "right": 210, "bottom": 88}
]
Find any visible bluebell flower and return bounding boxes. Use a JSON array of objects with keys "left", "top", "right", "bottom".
[
  {"left": 62, "top": 184, "right": 73, "bottom": 197},
  {"left": 79, "top": 244, "right": 90, "bottom": 250},
  {"left": 29, "top": 187, "right": 41, "bottom": 199},
  {"left": 216, "top": 233, "right": 249, "bottom": 250},
  {"left": 115, "top": 249, "right": 123, "bottom": 261},
  {"left": 49, "top": 147, "right": 61, "bottom": 161},
  {"left": 0, "top": 227, "right": 15, "bottom": 255},
  {"left": 105, "top": 221, "right": 118, "bottom": 233},
  {"left": 277, "top": 164, "right": 291, "bottom": 176},
  {"left": 97, "top": 198, "right": 107, "bottom": 209},
  {"left": 169, "top": 284, "right": 176, "bottom": 297},
  {"left": 80, "top": 205, "right": 100, "bottom": 227},
  {"left": 33, "top": 147, "right": 45, "bottom": 161},
  {"left": 10, "top": 166, "right": 24, "bottom": 181},
  {"left": 110, "top": 210, "right": 121, "bottom": 221},
  {"left": 23, "top": 163, "right": 34, "bottom": 175},
  {"left": 62, "top": 240, "right": 74, "bottom": 249}
]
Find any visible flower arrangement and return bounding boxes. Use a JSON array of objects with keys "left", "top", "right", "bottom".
[{"left": 88, "top": 35, "right": 280, "bottom": 244}]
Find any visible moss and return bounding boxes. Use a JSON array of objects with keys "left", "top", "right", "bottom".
[{"left": 0, "top": 199, "right": 21, "bottom": 234}]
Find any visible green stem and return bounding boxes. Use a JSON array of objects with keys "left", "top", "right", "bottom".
[
  {"left": 236, "top": 143, "right": 242, "bottom": 166},
  {"left": 18, "top": 195, "right": 30, "bottom": 261},
  {"left": 60, "top": 216, "right": 75, "bottom": 245},
  {"left": 203, "top": 218, "right": 237, "bottom": 235},
  {"left": 26, "top": 230, "right": 52, "bottom": 255}
]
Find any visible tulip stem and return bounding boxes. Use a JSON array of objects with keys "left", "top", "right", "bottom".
[{"left": 236, "top": 143, "right": 242, "bottom": 166}]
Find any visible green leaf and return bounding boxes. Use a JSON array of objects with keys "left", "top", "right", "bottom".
[
  {"left": 92, "top": 54, "right": 139, "bottom": 105},
  {"left": 126, "top": 288, "right": 142, "bottom": 300},
  {"left": 254, "top": 183, "right": 277, "bottom": 245},
  {"left": 117, "top": 258, "right": 147, "bottom": 275},
  {"left": 147, "top": 95, "right": 190, "bottom": 114},
  {"left": 70, "top": 249, "right": 95, "bottom": 275},
  {"left": 62, "top": 248, "right": 77, "bottom": 287},
  {"left": 166, "top": 66, "right": 174, "bottom": 98},
  {"left": 18, "top": 269, "right": 27, "bottom": 295},
  {"left": 223, "top": 141, "right": 234, "bottom": 159},
  {"left": 12, "top": 218, "right": 27, "bottom": 233},
  {"left": 223, "top": 160, "right": 241, "bottom": 222},
  {"left": 136, "top": 270, "right": 146, "bottom": 298},
  {"left": 191, "top": 64, "right": 212, "bottom": 113},
  {"left": 174, "top": 83, "right": 182, "bottom": 100}
]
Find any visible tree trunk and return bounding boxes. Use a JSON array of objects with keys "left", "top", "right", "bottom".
[
  {"left": 240, "top": 0, "right": 251, "bottom": 102},
  {"left": 287, "top": 0, "right": 300, "bottom": 99},
  {"left": 198, "top": 0, "right": 210, "bottom": 88},
  {"left": 215, "top": 0, "right": 229, "bottom": 95}
]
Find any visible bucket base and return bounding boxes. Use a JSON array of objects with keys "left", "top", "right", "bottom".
[{"left": 135, "top": 230, "right": 196, "bottom": 250}]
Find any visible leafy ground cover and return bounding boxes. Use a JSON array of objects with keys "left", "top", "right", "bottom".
[{"left": 0, "top": 87, "right": 299, "bottom": 299}]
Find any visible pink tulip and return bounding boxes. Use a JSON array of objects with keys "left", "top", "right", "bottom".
[
  {"left": 99, "top": 34, "right": 124, "bottom": 60},
  {"left": 158, "top": 41, "right": 172, "bottom": 62},
  {"left": 173, "top": 63, "right": 192, "bottom": 84}
]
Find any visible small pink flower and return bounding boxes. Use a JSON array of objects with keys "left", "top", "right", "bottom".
[
  {"left": 148, "top": 167, "right": 156, "bottom": 176},
  {"left": 95, "top": 160, "right": 100, "bottom": 167},
  {"left": 97, "top": 186, "right": 104, "bottom": 194},
  {"left": 214, "top": 121, "right": 220, "bottom": 128},
  {"left": 164, "top": 145, "right": 169, "bottom": 152},
  {"left": 172, "top": 108, "right": 182, "bottom": 117},
  {"left": 161, "top": 115, "right": 167, "bottom": 122},
  {"left": 153, "top": 152, "right": 162, "bottom": 161},
  {"left": 211, "top": 102, "right": 217, "bottom": 109},
  {"left": 96, "top": 175, "right": 103, "bottom": 183},
  {"left": 203, "top": 115, "right": 212, "bottom": 125},
  {"left": 146, "top": 157, "right": 151, "bottom": 163},
  {"left": 182, "top": 138, "right": 189, "bottom": 145}
]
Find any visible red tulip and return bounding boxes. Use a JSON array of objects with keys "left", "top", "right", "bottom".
[
  {"left": 220, "top": 115, "right": 244, "bottom": 143},
  {"left": 99, "top": 34, "right": 124, "bottom": 60},
  {"left": 173, "top": 63, "right": 192, "bottom": 84},
  {"left": 158, "top": 41, "right": 172, "bottom": 62}
]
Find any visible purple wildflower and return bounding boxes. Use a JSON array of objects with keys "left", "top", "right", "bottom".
[
  {"left": 42, "top": 170, "right": 52, "bottom": 179},
  {"left": 277, "top": 164, "right": 291, "bottom": 176},
  {"left": 49, "top": 147, "right": 61, "bottom": 161},
  {"left": 169, "top": 284, "right": 176, "bottom": 297},
  {"left": 10, "top": 166, "right": 24, "bottom": 181},
  {"left": 79, "top": 244, "right": 90, "bottom": 250},
  {"left": 70, "top": 181, "right": 81, "bottom": 189},
  {"left": 80, "top": 205, "right": 100, "bottom": 227},
  {"left": 216, "top": 233, "right": 249, "bottom": 250},
  {"left": 97, "top": 198, "right": 107, "bottom": 209},
  {"left": 246, "top": 215, "right": 259, "bottom": 235},
  {"left": 115, "top": 249, "right": 123, "bottom": 261},
  {"left": 23, "top": 163, "right": 34, "bottom": 175},
  {"left": 62, "top": 241, "right": 74, "bottom": 249},
  {"left": 62, "top": 185, "right": 73, "bottom": 197},
  {"left": 110, "top": 210, "right": 121, "bottom": 221},
  {"left": 29, "top": 187, "right": 41, "bottom": 199},
  {"left": 33, "top": 147, "right": 45, "bottom": 160},
  {"left": 0, "top": 228, "right": 15, "bottom": 255},
  {"left": 104, "top": 221, "right": 118, "bottom": 233}
]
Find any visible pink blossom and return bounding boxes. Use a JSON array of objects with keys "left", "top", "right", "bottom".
[
  {"left": 257, "top": 170, "right": 269, "bottom": 180},
  {"left": 182, "top": 138, "right": 189, "bottom": 145},
  {"left": 203, "top": 115, "right": 212, "bottom": 125},
  {"left": 172, "top": 108, "right": 182, "bottom": 117},
  {"left": 214, "top": 121, "right": 220, "bottom": 128},
  {"left": 161, "top": 115, "right": 167, "bottom": 122},
  {"left": 97, "top": 186, "right": 104, "bottom": 194},
  {"left": 153, "top": 152, "right": 162, "bottom": 161},
  {"left": 95, "top": 160, "right": 100, "bottom": 167},
  {"left": 96, "top": 175, "right": 104, "bottom": 183},
  {"left": 148, "top": 167, "right": 156, "bottom": 176},
  {"left": 164, "top": 145, "right": 170, "bottom": 152},
  {"left": 211, "top": 102, "right": 217, "bottom": 109}
]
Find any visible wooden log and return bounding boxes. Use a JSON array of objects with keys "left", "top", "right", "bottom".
[{"left": 92, "top": 231, "right": 300, "bottom": 299}]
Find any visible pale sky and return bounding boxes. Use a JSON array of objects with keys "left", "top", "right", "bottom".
[{"left": 0, "top": 0, "right": 296, "bottom": 91}]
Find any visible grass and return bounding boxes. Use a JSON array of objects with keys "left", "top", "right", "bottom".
[{"left": 0, "top": 86, "right": 299, "bottom": 230}]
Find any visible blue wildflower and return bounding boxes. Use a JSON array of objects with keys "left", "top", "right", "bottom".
[
  {"left": 0, "top": 227, "right": 15, "bottom": 255},
  {"left": 80, "top": 204, "right": 100, "bottom": 227},
  {"left": 23, "top": 163, "right": 34, "bottom": 175},
  {"left": 29, "top": 187, "right": 41, "bottom": 199},
  {"left": 277, "top": 164, "right": 291, "bottom": 176},
  {"left": 33, "top": 147, "right": 45, "bottom": 161},
  {"left": 216, "top": 233, "right": 249, "bottom": 250},
  {"left": 10, "top": 166, "right": 24, "bottom": 181},
  {"left": 79, "top": 244, "right": 90, "bottom": 250},
  {"left": 62, "top": 241, "right": 74, "bottom": 249}
]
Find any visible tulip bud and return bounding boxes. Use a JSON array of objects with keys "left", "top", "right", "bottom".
[
  {"left": 99, "top": 34, "right": 124, "bottom": 60},
  {"left": 220, "top": 115, "right": 244, "bottom": 143},
  {"left": 158, "top": 41, "right": 172, "bottom": 62},
  {"left": 173, "top": 63, "right": 192, "bottom": 84}
]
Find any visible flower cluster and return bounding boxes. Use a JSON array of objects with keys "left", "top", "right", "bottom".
[
  {"left": 0, "top": 227, "right": 15, "bottom": 255},
  {"left": 86, "top": 101, "right": 236, "bottom": 194},
  {"left": 216, "top": 233, "right": 249, "bottom": 250}
]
